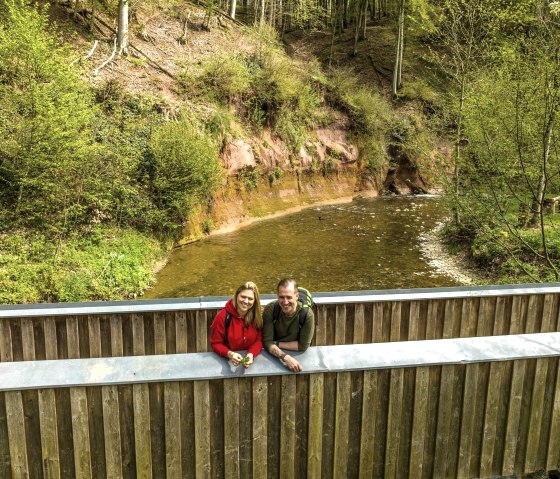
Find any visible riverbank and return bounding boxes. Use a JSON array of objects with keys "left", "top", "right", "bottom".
[{"left": 418, "top": 222, "right": 479, "bottom": 286}]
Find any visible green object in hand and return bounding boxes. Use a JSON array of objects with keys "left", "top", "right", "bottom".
[{"left": 241, "top": 356, "right": 249, "bottom": 365}]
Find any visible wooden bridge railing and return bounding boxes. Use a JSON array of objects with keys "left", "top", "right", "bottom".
[
  {"left": 1, "top": 332, "right": 560, "bottom": 478},
  {"left": 1, "top": 283, "right": 559, "bottom": 362}
]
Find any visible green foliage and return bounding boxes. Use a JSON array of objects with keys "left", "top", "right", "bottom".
[
  {"left": 149, "top": 118, "right": 220, "bottom": 231},
  {"left": 178, "top": 42, "right": 321, "bottom": 153},
  {"left": 237, "top": 166, "right": 261, "bottom": 191},
  {"left": 0, "top": 0, "right": 105, "bottom": 234},
  {"left": 0, "top": 228, "right": 163, "bottom": 304}
]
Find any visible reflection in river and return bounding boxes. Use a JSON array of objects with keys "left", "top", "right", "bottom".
[{"left": 143, "top": 196, "right": 461, "bottom": 299}]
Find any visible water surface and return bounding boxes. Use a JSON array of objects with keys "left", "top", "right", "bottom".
[{"left": 144, "top": 196, "right": 460, "bottom": 298}]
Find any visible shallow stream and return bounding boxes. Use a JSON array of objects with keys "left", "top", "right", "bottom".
[{"left": 143, "top": 196, "right": 462, "bottom": 298}]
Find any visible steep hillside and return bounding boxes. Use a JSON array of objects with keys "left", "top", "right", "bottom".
[{"left": 0, "top": 0, "right": 448, "bottom": 302}]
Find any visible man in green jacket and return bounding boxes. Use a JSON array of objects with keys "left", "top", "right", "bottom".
[{"left": 262, "top": 278, "right": 315, "bottom": 372}]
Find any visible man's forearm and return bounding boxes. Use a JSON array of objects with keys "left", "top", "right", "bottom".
[{"left": 276, "top": 340, "right": 299, "bottom": 351}]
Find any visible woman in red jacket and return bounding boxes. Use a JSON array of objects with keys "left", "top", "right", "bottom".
[{"left": 210, "top": 281, "right": 263, "bottom": 368}]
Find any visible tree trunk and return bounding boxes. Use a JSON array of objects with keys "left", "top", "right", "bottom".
[
  {"left": 452, "top": 78, "right": 465, "bottom": 225},
  {"left": 397, "top": 6, "right": 404, "bottom": 88},
  {"left": 392, "top": 0, "right": 404, "bottom": 98},
  {"left": 117, "top": 0, "right": 129, "bottom": 55},
  {"left": 230, "top": 0, "right": 237, "bottom": 19},
  {"left": 259, "top": 0, "right": 265, "bottom": 28}
]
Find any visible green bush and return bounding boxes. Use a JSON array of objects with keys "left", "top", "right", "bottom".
[{"left": 149, "top": 118, "right": 220, "bottom": 231}]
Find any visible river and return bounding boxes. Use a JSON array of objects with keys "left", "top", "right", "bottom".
[{"left": 143, "top": 195, "right": 463, "bottom": 299}]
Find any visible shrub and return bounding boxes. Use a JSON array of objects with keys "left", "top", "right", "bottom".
[{"left": 149, "top": 118, "right": 220, "bottom": 231}]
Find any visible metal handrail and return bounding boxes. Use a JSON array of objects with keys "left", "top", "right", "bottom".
[
  {"left": 0, "top": 283, "right": 559, "bottom": 319},
  {"left": 2, "top": 331, "right": 559, "bottom": 391}
]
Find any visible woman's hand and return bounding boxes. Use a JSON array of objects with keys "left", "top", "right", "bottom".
[
  {"left": 227, "top": 351, "right": 244, "bottom": 366},
  {"left": 242, "top": 353, "right": 253, "bottom": 368}
]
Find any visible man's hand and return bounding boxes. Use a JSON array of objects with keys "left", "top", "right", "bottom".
[
  {"left": 283, "top": 354, "right": 303, "bottom": 372},
  {"left": 227, "top": 351, "right": 243, "bottom": 366},
  {"left": 242, "top": 353, "right": 253, "bottom": 368}
]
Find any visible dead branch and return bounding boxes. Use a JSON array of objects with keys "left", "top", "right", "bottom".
[
  {"left": 91, "top": 14, "right": 175, "bottom": 79},
  {"left": 178, "top": 12, "right": 191, "bottom": 44},
  {"left": 368, "top": 54, "right": 386, "bottom": 87},
  {"left": 93, "top": 37, "right": 117, "bottom": 76},
  {"left": 70, "top": 40, "right": 99, "bottom": 65}
]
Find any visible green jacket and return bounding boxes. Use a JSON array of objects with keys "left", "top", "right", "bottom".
[{"left": 262, "top": 300, "right": 315, "bottom": 352}]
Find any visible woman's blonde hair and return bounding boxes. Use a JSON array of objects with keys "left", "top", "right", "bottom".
[{"left": 233, "top": 281, "right": 263, "bottom": 329}]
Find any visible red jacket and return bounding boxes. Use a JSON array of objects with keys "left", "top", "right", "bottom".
[{"left": 210, "top": 299, "right": 263, "bottom": 358}]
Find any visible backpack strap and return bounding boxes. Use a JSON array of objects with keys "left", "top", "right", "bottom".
[
  {"left": 273, "top": 302, "right": 281, "bottom": 324},
  {"left": 224, "top": 312, "right": 232, "bottom": 348},
  {"left": 298, "top": 307, "right": 309, "bottom": 329}
]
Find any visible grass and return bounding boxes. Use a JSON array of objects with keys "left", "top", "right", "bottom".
[{"left": 0, "top": 227, "right": 165, "bottom": 304}]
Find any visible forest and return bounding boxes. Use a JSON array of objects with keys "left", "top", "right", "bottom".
[{"left": 0, "top": 0, "right": 559, "bottom": 303}]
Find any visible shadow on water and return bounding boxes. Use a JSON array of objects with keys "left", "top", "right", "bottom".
[{"left": 143, "top": 195, "right": 461, "bottom": 299}]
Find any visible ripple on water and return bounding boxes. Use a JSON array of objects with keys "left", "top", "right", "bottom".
[{"left": 144, "top": 196, "right": 464, "bottom": 298}]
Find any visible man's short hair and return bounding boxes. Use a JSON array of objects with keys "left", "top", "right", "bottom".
[{"left": 277, "top": 278, "right": 298, "bottom": 292}]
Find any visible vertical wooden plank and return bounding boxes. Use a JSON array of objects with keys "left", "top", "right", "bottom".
[
  {"left": 70, "top": 388, "right": 92, "bottom": 479},
  {"left": 541, "top": 294, "right": 558, "bottom": 332},
  {"left": 502, "top": 360, "right": 527, "bottom": 476},
  {"left": 154, "top": 313, "right": 167, "bottom": 355},
  {"left": 493, "top": 296, "right": 508, "bottom": 336},
  {"left": 5, "top": 391, "right": 29, "bottom": 478},
  {"left": 477, "top": 297, "right": 495, "bottom": 337},
  {"left": 433, "top": 365, "right": 455, "bottom": 478},
  {"left": 44, "top": 318, "right": 58, "bottom": 360},
  {"left": 21, "top": 318, "right": 35, "bottom": 360},
  {"left": 0, "top": 319, "right": 12, "bottom": 362},
  {"left": 0, "top": 393, "right": 11, "bottom": 479},
  {"left": 131, "top": 315, "right": 151, "bottom": 478},
  {"left": 509, "top": 295, "right": 528, "bottom": 334},
  {"left": 223, "top": 378, "right": 239, "bottom": 479},
  {"left": 110, "top": 315, "right": 124, "bottom": 357},
  {"left": 175, "top": 312, "right": 188, "bottom": 354},
  {"left": 253, "top": 376, "right": 268, "bottom": 479},
  {"left": 280, "top": 375, "right": 296, "bottom": 479},
  {"left": 38, "top": 388, "right": 61, "bottom": 479},
  {"left": 390, "top": 302, "right": 401, "bottom": 342},
  {"left": 196, "top": 311, "right": 208, "bottom": 353},
  {"left": 314, "top": 305, "right": 327, "bottom": 346},
  {"left": 460, "top": 298, "right": 478, "bottom": 338},
  {"left": 457, "top": 364, "right": 479, "bottom": 478},
  {"left": 384, "top": 368, "right": 404, "bottom": 479},
  {"left": 353, "top": 304, "right": 365, "bottom": 344},
  {"left": 480, "top": 362, "right": 504, "bottom": 478},
  {"left": 237, "top": 378, "right": 252, "bottom": 479},
  {"left": 132, "top": 314, "right": 146, "bottom": 357},
  {"left": 333, "top": 372, "right": 351, "bottom": 477},
  {"left": 547, "top": 357, "right": 560, "bottom": 470},
  {"left": 164, "top": 382, "right": 182, "bottom": 479},
  {"left": 67, "top": 317, "right": 80, "bottom": 359},
  {"left": 425, "top": 300, "right": 439, "bottom": 340},
  {"left": 88, "top": 316, "right": 101, "bottom": 358},
  {"left": 102, "top": 386, "right": 122, "bottom": 478},
  {"left": 409, "top": 367, "right": 429, "bottom": 478},
  {"left": 308, "top": 373, "right": 323, "bottom": 478},
  {"left": 524, "top": 357, "right": 549, "bottom": 472},
  {"left": 335, "top": 305, "right": 346, "bottom": 345},
  {"left": 194, "top": 380, "right": 211, "bottom": 477},
  {"left": 134, "top": 383, "right": 152, "bottom": 479},
  {"left": 525, "top": 295, "right": 542, "bottom": 333},
  {"left": 359, "top": 370, "right": 377, "bottom": 479},
  {"left": 209, "top": 380, "right": 224, "bottom": 479},
  {"left": 408, "top": 302, "right": 421, "bottom": 341},
  {"left": 371, "top": 303, "right": 383, "bottom": 343}
]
